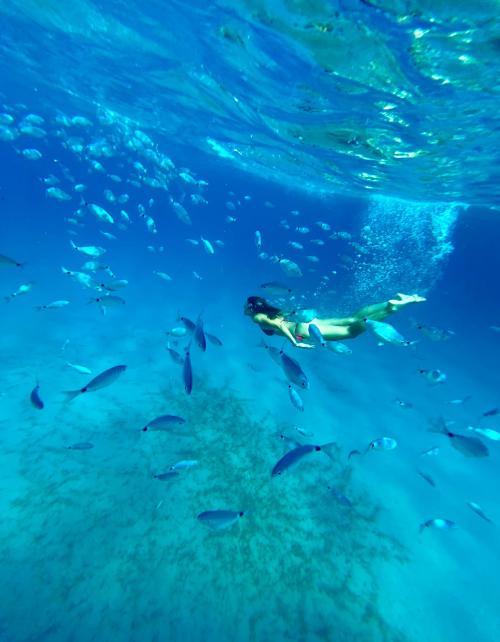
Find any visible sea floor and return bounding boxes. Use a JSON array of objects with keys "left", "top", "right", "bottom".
[{"left": 0, "top": 310, "right": 499, "bottom": 642}]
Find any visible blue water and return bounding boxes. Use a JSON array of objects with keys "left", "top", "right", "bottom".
[{"left": 1, "top": 3, "right": 500, "bottom": 642}]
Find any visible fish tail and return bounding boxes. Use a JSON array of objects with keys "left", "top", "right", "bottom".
[
  {"left": 63, "top": 389, "right": 81, "bottom": 402},
  {"left": 428, "top": 417, "right": 448, "bottom": 435}
]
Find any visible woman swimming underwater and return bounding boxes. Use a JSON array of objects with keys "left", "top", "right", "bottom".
[{"left": 244, "top": 293, "right": 426, "bottom": 348}]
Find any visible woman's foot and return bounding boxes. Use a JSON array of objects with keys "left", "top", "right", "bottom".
[{"left": 389, "top": 293, "right": 426, "bottom": 308}]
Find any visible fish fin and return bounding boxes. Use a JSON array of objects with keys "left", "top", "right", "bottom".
[{"left": 347, "top": 449, "right": 362, "bottom": 460}]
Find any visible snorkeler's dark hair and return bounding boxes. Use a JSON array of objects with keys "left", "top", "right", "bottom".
[{"left": 246, "top": 296, "right": 282, "bottom": 319}]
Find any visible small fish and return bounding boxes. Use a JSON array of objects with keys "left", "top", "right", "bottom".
[
  {"left": 414, "top": 323, "right": 454, "bottom": 341},
  {"left": 466, "top": 501, "right": 493, "bottom": 524},
  {"left": 365, "top": 319, "right": 410, "bottom": 346},
  {"left": 64, "top": 365, "right": 127, "bottom": 401},
  {"left": 36, "top": 300, "right": 70, "bottom": 310},
  {"left": 183, "top": 344, "right": 193, "bottom": 395},
  {"left": 68, "top": 442, "right": 94, "bottom": 450},
  {"left": 419, "top": 518, "right": 456, "bottom": 533},
  {"left": 260, "top": 282, "right": 292, "bottom": 295},
  {"left": 417, "top": 470, "right": 436, "bottom": 487},
  {"left": 166, "top": 327, "right": 188, "bottom": 337},
  {"left": 100, "top": 279, "right": 128, "bottom": 291},
  {"left": 288, "top": 385, "right": 304, "bottom": 412},
  {"left": 394, "top": 399, "right": 413, "bottom": 409},
  {"left": 466, "top": 426, "right": 500, "bottom": 441},
  {"left": 308, "top": 323, "right": 325, "bottom": 347},
  {"left": 30, "top": 384, "right": 44, "bottom": 409},
  {"left": 295, "top": 426, "right": 313, "bottom": 437},
  {"left": 429, "top": 418, "right": 489, "bottom": 457},
  {"left": 206, "top": 332, "right": 223, "bottom": 347},
  {"left": 154, "top": 471, "right": 180, "bottom": 481},
  {"left": 272, "top": 442, "right": 336, "bottom": 477},
  {"left": 46, "top": 187, "right": 72, "bottom": 201},
  {"left": 254, "top": 230, "right": 262, "bottom": 250},
  {"left": 200, "top": 236, "right": 214, "bottom": 255},
  {"left": 178, "top": 316, "right": 196, "bottom": 332},
  {"left": 482, "top": 408, "right": 499, "bottom": 417},
  {"left": 259, "top": 339, "right": 282, "bottom": 365},
  {"left": 5, "top": 282, "right": 34, "bottom": 301},
  {"left": 0, "top": 253, "right": 23, "bottom": 268},
  {"left": 197, "top": 510, "right": 245, "bottom": 530},
  {"left": 418, "top": 369, "right": 447, "bottom": 385},
  {"left": 89, "top": 295, "right": 125, "bottom": 308},
  {"left": 171, "top": 201, "right": 192, "bottom": 226},
  {"left": 86, "top": 203, "right": 114, "bottom": 224},
  {"left": 328, "top": 485, "right": 353, "bottom": 508},
  {"left": 326, "top": 342, "right": 352, "bottom": 355},
  {"left": 281, "top": 352, "right": 309, "bottom": 389},
  {"left": 153, "top": 271, "right": 172, "bottom": 282},
  {"left": 142, "top": 415, "right": 186, "bottom": 431},
  {"left": 65, "top": 362, "right": 92, "bottom": 375},
  {"left": 448, "top": 396, "right": 471, "bottom": 405},
  {"left": 169, "top": 460, "right": 198, "bottom": 471},
  {"left": 367, "top": 437, "right": 397, "bottom": 452},
  {"left": 70, "top": 240, "right": 106, "bottom": 257},
  {"left": 166, "top": 344, "right": 184, "bottom": 365},
  {"left": 61, "top": 267, "right": 95, "bottom": 289},
  {"left": 194, "top": 318, "right": 206, "bottom": 352},
  {"left": 277, "top": 258, "right": 302, "bottom": 278},
  {"left": 420, "top": 446, "right": 440, "bottom": 457}
]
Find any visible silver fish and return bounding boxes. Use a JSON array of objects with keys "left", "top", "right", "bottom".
[
  {"left": 169, "top": 460, "right": 198, "bottom": 471},
  {"left": 365, "top": 319, "right": 409, "bottom": 346},
  {"left": 64, "top": 365, "right": 127, "bottom": 400},
  {"left": 466, "top": 426, "right": 500, "bottom": 441},
  {"left": 142, "top": 415, "right": 186, "bottom": 431},
  {"left": 89, "top": 295, "right": 125, "bottom": 307},
  {"left": 65, "top": 362, "right": 92, "bottom": 375},
  {"left": 260, "top": 340, "right": 282, "bottom": 365},
  {"left": 36, "top": 300, "right": 70, "bottom": 310},
  {"left": 418, "top": 368, "right": 447, "bottom": 385},
  {"left": 281, "top": 352, "right": 309, "bottom": 389},
  {"left": 420, "top": 446, "right": 440, "bottom": 457},
  {"left": 419, "top": 518, "right": 456, "bottom": 533},
  {"left": 197, "top": 510, "right": 244, "bottom": 530},
  {"left": 415, "top": 323, "right": 454, "bottom": 341},
  {"left": 466, "top": 501, "right": 493, "bottom": 524},
  {"left": 260, "top": 282, "right": 292, "bottom": 295},
  {"left": 288, "top": 385, "right": 304, "bottom": 412},
  {"left": 429, "top": 418, "right": 489, "bottom": 457},
  {"left": 308, "top": 323, "right": 325, "bottom": 347},
  {"left": 367, "top": 437, "right": 397, "bottom": 452}
]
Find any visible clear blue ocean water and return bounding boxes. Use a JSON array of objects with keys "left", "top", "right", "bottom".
[{"left": 1, "top": 2, "right": 499, "bottom": 641}]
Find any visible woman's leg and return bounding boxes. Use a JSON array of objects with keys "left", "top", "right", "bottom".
[
  {"left": 316, "top": 293, "right": 426, "bottom": 340},
  {"left": 352, "top": 293, "right": 426, "bottom": 322}
]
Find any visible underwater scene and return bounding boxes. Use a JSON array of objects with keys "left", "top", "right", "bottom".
[{"left": 1, "top": 1, "right": 499, "bottom": 641}]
